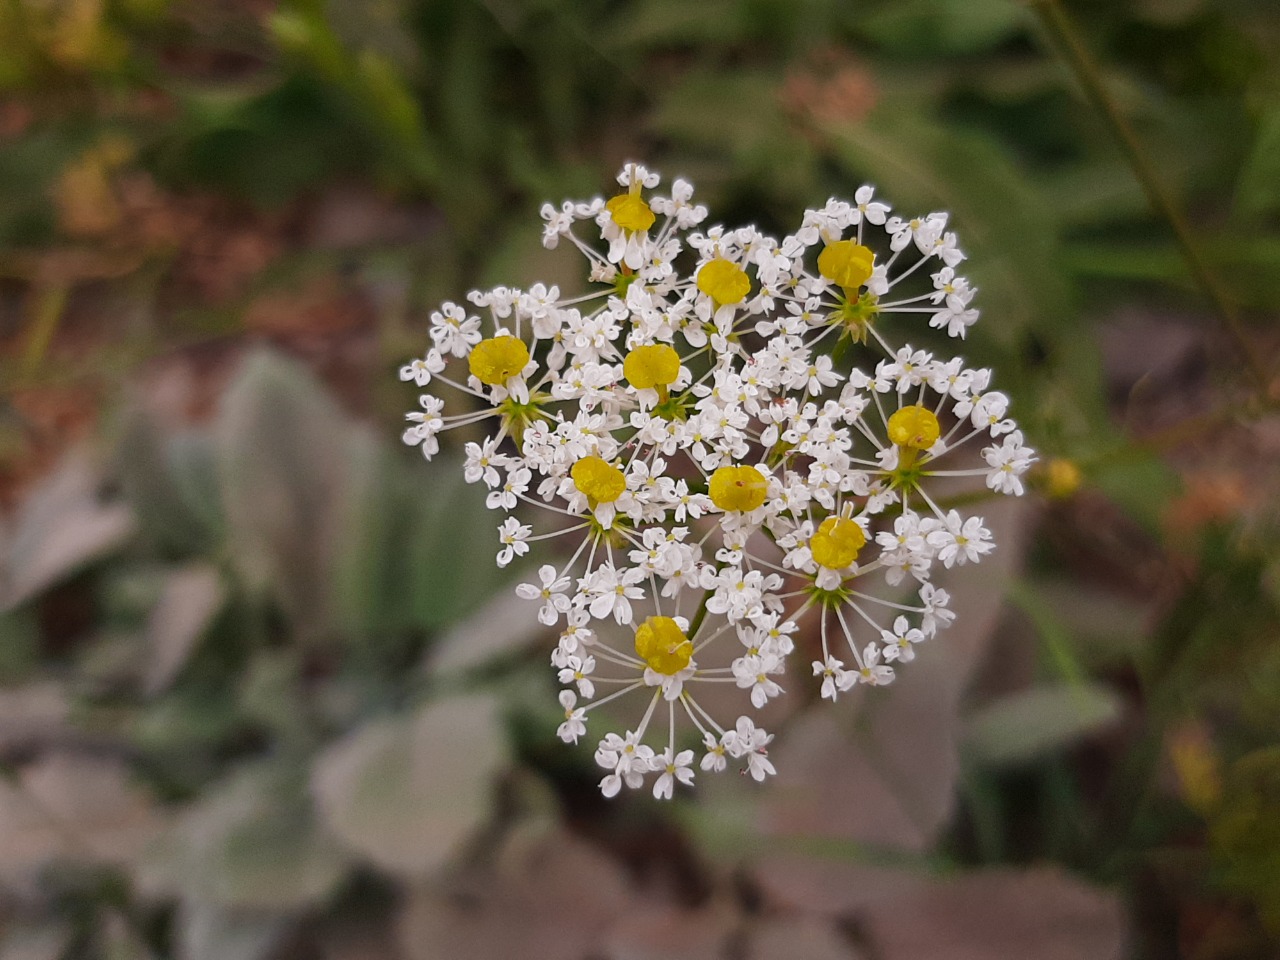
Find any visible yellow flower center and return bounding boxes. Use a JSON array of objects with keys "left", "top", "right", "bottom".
[
  {"left": 708, "top": 464, "right": 768, "bottom": 512},
  {"left": 634, "top": 616, "right": 693, "bottom": 674},
  {"left": 696, "top": 258, "right": 751, "bottom": 305},
  {"left": 606, "top": 192, "right": 655, "bottom": 233},
  {"left": 809, "top": 516, "right": 867, "bottom": 570},
  {"left": 1043, "top": 458, "right": 1083, "bottom": 499},
  {"left": 623, "top": 343, "right": 681, "bottom": 390},
  {"left": 817, "top": 240, "right": 874, "bottom": 291},
  {"left": 468, "top": 336, "right": 530, "bottom": 385},
  {"left": 571, "top": 455, "right": 626, "bottom": 503},
  {"left": 887, "top": 405, "right": 941, "bottom": 451}
]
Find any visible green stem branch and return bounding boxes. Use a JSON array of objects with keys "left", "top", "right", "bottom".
[{"left": 1029, "top": 0, "right": 1272, "bottom": 396}]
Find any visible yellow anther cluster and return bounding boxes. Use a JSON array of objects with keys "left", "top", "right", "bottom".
[
  {"left": 887, "top": 405, "right": 941, "bottom": 451},
  {"left": 634, "top": 616, "right": 693, "bottom": 674},
  {"left": 817, "top": 240, "right": 874, "bottom": 291},
  {"left": 708, "top": 464, "right": 768, "bottom": 512},
  {"left": 606, "top": 192, "right": 656, "bottom": 233},
  {"left": 696, "top": 258, "right": 751, "bottom": 305},
  {"left": 809, "top": 516, "right": 867, "bottom": 570},
  {"left": 623, "top": 343, "right": 681, "bottom": 390},
  {"left": 1043, "top": 458, "right": 1083, "bottom": 500},
  {"left": 468, "top": 336, "right": 530, "bottom": 386},
  {"left": 571, "top": 455, "right": 626, "bottom": 504}
]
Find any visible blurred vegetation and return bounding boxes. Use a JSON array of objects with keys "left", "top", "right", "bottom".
[{"left": 0, "top": 0, "right": 1278, "bottom": 958}]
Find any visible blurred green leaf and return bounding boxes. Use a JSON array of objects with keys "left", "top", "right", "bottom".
[
  {"left": 964, "top": 683, "right": 1123, "bottom": 768},
  {"left": 237, "top": 649, "right": 309, "bottom": 743},
  {"left": 214, "top": 350, "right": 354, "bottom": 639},
  {"left": 651, "top": 69, "right": 786, "bottom": 155},
  {"left": 117, "top": 415, "right": 223, "bottom": 556},
  {"left": 0, "top": 608, "right": 41, "bottom": 680},
  {"left": 860, "top": 0, "right": 1027, "bottom": 55},
  {"left": 0, "top": 455, "right": 135, "bottom": 611},
  {"left": 311, "top": 694, "right": 506, "bottom": 877},
  {"left": 140, "top": 763, "right": 348, "bottom": 911},
  {"left": 175, "top": 903, "right": 287, "bottom": 960},
  {"left": 336, "top": 431, "right": 506, "bottom": 638},
  {"left": 429, "top": 589, "right": 545, "bottom": 677},
  {"left": 1020, "top": 577, "right": 1152, "bottom": 668},
  {"left": 130, "top": 686, "right": 245, "bottom": 787},
  {"left": 1090, "top": 451, "right": 1181, "bottom": 534},
  {"left": 603, "top": 0, "right": 742, "bottom": 48},
  {"left": 143, "top": 564, "right": 225, "bottom": 697},
  {"left": 159, "top": 77, "right": 376, "bottom": 206},
  {"left": 1234, "top": 104, "right": 1280, "bottom": 219},
  {"left": 1035, "top": 159, "right": 1155, "bottom": 229},
  {"left": 1063, "top": 237, "right": 1280, "bottom": 306},
  {"left": 1211, "top": 747, "right": 1280, "bottom": 933}
]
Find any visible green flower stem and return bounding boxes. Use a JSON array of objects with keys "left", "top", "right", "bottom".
[
  {"left": 19, "top": 284, "right": 69, "bottom": 380},
  {"left": 1029, "top": 0, "right": 1272, "bottom": 397},
  {"left": 687, "top": 589, "right": 713, "bottom": 640}
]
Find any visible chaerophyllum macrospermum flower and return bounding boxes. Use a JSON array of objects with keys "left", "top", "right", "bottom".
[{"left": 400, "top": 164, "right": 1036, "bottom": 799}]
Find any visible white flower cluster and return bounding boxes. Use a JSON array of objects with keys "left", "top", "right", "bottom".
[{"left": 400, "top": 164, "right": 1035, "bottom": 800}]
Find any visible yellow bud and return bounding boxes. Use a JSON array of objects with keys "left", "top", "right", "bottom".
[
  {"left": 634, "top": 616, "right": 693, "bottom": 674},
  {"left": 468, "top": 336, "right": 530, "bottom": 385},
  {"left": 606, "top": 192, "right": 656, "bottom": 233},
  {"left": 817, "top": 240, "right": 874, "bottom": 290},
  {"left": 571, "top": 455, "right": 626, "bottom": 504},
  {"left": 623, "top": 343, "right": 681, "bottom": 390},
  {"left": 809, "top": 516, "right": 867, "bottom": 570},
  {"left": 887, "top": 405, "right": 941, "bottom": 451},
  {"left": 696, "top": 258, "right": 751, "bottom": 305},
  {"left": 1044, "top": 458, "right": 1083, "bottom": 500},
  {"left": 708, "top": 464, "right": 768, "bottom": 512},
  {"left": 1168, "top": 722, "right": 1222, "bottom": 817}
]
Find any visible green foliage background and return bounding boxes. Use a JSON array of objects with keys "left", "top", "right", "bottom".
[{"left": 0, "top": 0, "right": 1278, "bottom": 957}]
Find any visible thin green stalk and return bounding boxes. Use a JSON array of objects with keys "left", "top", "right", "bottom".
[
  {"left": 687, "top": 589, "right": 713, "bottom": 640},
  {"left": 1029, "top": 0, "right": 1272, "bottom": 397},
  {"left": 19, "top": 284, "right": 69, "bottom": 380}
]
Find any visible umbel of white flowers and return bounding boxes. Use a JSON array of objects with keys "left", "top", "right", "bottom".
[{"left": 400, "top": 164, "right": 1035, "bottom": 800}]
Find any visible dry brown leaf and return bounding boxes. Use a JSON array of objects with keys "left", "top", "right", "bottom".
[
  {"left": 243, "top": 275, "right": 373, "bottom": 339},
  {"left": 143, "top": 564, "right": 225, "bottom": 696},
  {"left": 397, "top": 827, "right": 630, "bottom": 960},
  {"left": 0, "top": 921, "right": 72, "bottom": 960},
  {"left": 0, "top": 683, "right": 70, "bottom": 755},
  {"left": 0, "top": 753, "right": 163, "bottom": 884},
  {"left": 428, "top": 588, "right": 548, "bottom": 677},
  {"left": 749, "top": 916, "right": 863, "bottom": 960},
  {"left": 601, "top": 900, "right": 738, "bottom": 960},
  {"left": 0, "top": 454, "right": 135, "bottom": 610},
  {"left": 754, "top": 857, "right": 1125, "bottom": 960},
  {"left": 312, "top": 695, "right": 507, "bottom": 878}
]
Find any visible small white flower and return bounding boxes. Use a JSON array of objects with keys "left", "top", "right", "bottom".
[
  {"left": 495, "top": 517, "right": 531, "bottom": 567},
  {"left": 556, "top": 690, "right": 587, "bottom": 744},
  {"left": 927, "top": 510, "right": 994, "bottom": 567},
  {"left": 652, "top": 747, "right": 695, "bottom": 799},
  {"left": 857, "top": 643, "right": 895, "bottom": 686},
  {"left": 516, "top": 564, "right": 573, "bottom": 625},
  {"left": 881, "top": 615, "right": 925, "bottom": 663},
  {"left": 813, "top": 656, "right": 855, "bottom": 701},
  {"left": 723, "top": 716, "right": 775, "bottom": 781},
  {"left": 557, "top": 654, "right": 597, "bottom": 698},
  {"left": 399, "top": 350, "right": 445, "bottom": 387},
  {"left": 700, "top": 731, "right": 727, "bottom": 773}
]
